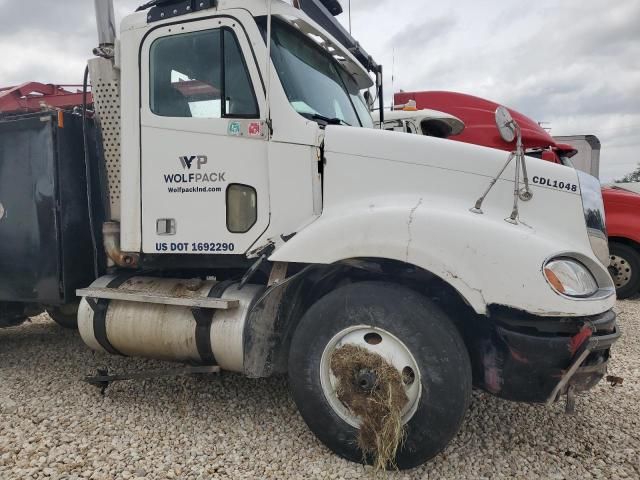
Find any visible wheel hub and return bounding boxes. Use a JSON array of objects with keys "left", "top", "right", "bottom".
[
  {"left": 355, "top": 368, "right": 377, "bottom": 392},
  {"left": 320, "top": 326, "right": 422, "bottom": 428},
  {"left": 610, "top": 254, "right": 632, "bottom": 288}
]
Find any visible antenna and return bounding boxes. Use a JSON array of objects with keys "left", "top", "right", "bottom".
[
  {"left": 265, "top": 0, "right": 273, "bottom": 137},
  {"left": 348, "top": 0, "right": 352, "bottom": 33},
  {"left": 391, "top": 49, "right": 395, "bottom": 111}
]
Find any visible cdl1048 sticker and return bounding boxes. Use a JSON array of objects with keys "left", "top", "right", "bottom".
[{"left": 532, "top": 176, "right": 578, "bottom": 192}]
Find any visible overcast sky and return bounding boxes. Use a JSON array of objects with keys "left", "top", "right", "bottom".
[{"left": 0, "top": 0, "right": 637, "bottom": 181}]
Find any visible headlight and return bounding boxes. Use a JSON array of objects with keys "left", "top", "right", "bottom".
[
  {"left": 544, "top": 258, "right": 598, "bottom": 298},
  {"left": 576, "top": 171, "right": 609, "bottom": 266}
]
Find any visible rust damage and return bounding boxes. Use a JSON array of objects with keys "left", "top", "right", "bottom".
[{"left": 103, "top": 222, "right": 139, "bottom": 268}]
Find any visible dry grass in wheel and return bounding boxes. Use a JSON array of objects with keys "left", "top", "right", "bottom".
[{"left": 330, "top": 344, "right": 409, "bottom": 471}]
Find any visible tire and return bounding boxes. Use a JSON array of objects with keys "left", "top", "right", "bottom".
[
  {"left": 609, "top": 242, "right": 640, "bottom": 299},
  {"left": 288, "top": 281, "right": 472, "bottom": 469},
  {"left": 46, "top": 303, "right": 79, "bottom": 329}
]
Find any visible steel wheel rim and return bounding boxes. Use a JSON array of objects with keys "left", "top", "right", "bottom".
[
  {"left": 319, "top": 325, "right": 422, "bottom": 429},
  {"left": 610, "top": 254, "right": 632, "bottom": 288}
]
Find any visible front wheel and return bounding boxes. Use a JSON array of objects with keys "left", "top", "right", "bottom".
[
  {"left": 609, "top": 242, "right": 640, "bottom": 299},
  {"left": 288, "top": 282, "right": 471, "bottom": 470}
]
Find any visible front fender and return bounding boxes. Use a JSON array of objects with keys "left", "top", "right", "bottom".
[
  {"left": 603, "top": 189, "right": 640, "bottom": 244},
  {"left": 270, "top": 195, "right": 613, "bottom": 317},
  {"left": 271, "top": 198, "right": 488, "bottom": 312}
]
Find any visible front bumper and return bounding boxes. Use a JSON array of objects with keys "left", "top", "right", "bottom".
[{"left": 468, "top": 307, "right": 620, "bottom": 403}]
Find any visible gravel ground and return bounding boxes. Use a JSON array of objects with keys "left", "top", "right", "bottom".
[{"left": 1, "top": 299, "right": 638, "bottom": 480}]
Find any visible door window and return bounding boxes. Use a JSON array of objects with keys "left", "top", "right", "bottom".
[{"left": 150, "top": 29, "right": 258, "bottom": 118}]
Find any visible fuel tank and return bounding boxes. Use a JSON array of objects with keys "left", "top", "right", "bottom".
[{"left": 78, "top": 275, "right": 264, "bottom": 372}]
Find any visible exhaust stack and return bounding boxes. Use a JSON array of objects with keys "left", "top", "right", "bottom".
[{"left": 94, "top": 0, "right": 116, "bottom": 47}]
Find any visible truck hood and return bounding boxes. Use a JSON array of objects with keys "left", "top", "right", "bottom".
[
  {"left": 325, "top": 125, "right": 580, "bottom": 192},
  {"left": 322, "top": 124, "right": 591, "bottom": 256},
  {"left": 603, "top": 185, "right": 640, "bottom": 202},
  {"left": 609, "top": 183, "right": 640, "bottom": 195},
  {"left": 273, "top": 125, "right": 615, "bottom": 317},
  {"left": 394, "top": 91, "right": 557, "bottom": 151}
]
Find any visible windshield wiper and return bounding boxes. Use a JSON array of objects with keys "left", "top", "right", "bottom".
[{"left": 310, "top": 114, "right": 351, "bottom": 127}]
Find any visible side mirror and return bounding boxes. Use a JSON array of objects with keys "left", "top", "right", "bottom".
[
  {"left": 363, "top": 90, "right": 375, "bottom": 110},
  {"left": 495, "top": 106, "right": 516, "bottom": 143}
]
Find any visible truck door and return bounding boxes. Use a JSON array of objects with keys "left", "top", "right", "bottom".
[{"left": 140, "top": 19, "right": 268, "bottom": 255}]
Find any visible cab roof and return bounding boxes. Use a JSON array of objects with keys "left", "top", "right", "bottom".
[{"left": 124, "top": 0, "right": 374, "bottom": 89}]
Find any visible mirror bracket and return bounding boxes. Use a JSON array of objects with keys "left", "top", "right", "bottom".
[{"left": 470, "top": 107, "right": 534, "bottom": 220}]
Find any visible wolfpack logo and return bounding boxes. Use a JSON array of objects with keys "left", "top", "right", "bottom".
[
  {"left": 164, "top": 172, "right": 226, "bottom": 183},
  {"left": 167, "top": 155, "right": 225, "bottom": 185},
  {"left": 179, "top": 155, "right": 208, "bottom": 170}
]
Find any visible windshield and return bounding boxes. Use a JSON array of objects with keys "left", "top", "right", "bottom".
[{"left": 258, "top": 18, "right": 373, "bottom": 128}]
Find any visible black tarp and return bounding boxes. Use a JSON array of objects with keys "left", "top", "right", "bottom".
[{"left": 0, "top": 112, "right": 101, "bottom": 305}]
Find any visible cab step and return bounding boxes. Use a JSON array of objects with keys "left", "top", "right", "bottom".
[{"left": 76, "top": 287, "right": 239, "bottom": 310}]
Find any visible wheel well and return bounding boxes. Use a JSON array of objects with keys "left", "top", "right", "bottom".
[
  {"left": 609, "top": 236, "right": 640, "bottom": 252},
  {"left": 244, "top": 258, "right": 477, "bottom": 377}
]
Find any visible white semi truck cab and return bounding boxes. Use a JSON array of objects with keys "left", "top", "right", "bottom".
[{"left": 0, "top": 0, "right": 620, "bottom": 469}]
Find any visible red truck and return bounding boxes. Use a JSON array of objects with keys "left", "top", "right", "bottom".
[{"left": 395, "top": 91, "right": 640, "bottom": 298}]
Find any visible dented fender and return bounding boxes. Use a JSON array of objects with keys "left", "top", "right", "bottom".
[
  {"left": 270, "top": 195, "right": 614, "bottom": 317},
  {"left": 271, "top": 198, "right": 489, "bottom": 312}
]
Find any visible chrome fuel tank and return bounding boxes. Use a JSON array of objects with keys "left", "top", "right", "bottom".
[{"left": 78, "top": 275, "right": 263, "bottom": 372}]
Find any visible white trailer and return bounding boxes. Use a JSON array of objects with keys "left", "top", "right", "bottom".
[{"left": 554, "top": 135, "right": 601, "bottom": 178}]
